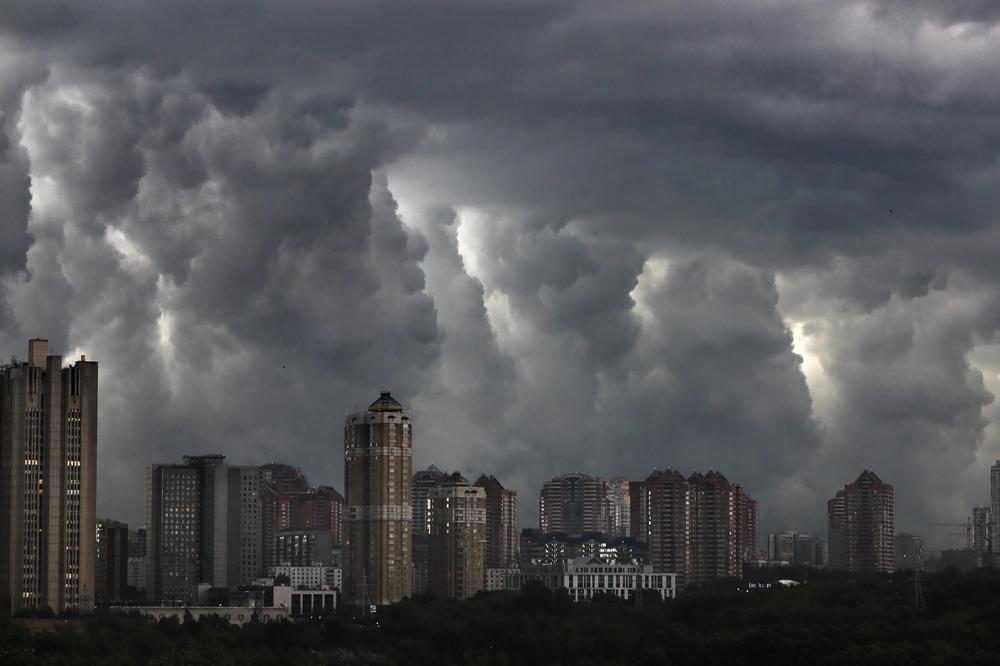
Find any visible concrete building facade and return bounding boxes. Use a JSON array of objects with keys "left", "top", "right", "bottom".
[
  {"left": 828, "top": 470, "right": 894, "bottom": 574},
  {"left": 474, "top": 474, "right": 518, "bottom": 567},
  {"left": 539, "top": 473, "right": 608, "bottom": 536},
  {"left": 344, "top": 392, "right": 413, "bottom": 605},
  {"left": 0, "top": 339, "right": 98, "bottom": 613},
  {"left": 95, "top": 519, "right": 129, "bottom": 603},
  {"left": 429, "top": 473, "right": 487, "bottom": 599}
]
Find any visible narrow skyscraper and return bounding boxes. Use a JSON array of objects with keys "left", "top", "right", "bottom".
[
  {"left": 0, "top": 339, "right": 98, "bottom": 613},
  {"left": 344, "top": 392, "right": 413, "bottom": 605}
]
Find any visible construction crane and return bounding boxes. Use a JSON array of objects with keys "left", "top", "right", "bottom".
[{"left": 928, "top": 518, "right": 973, "bottom": 549}]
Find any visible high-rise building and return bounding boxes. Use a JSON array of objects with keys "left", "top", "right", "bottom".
[
  {"left": 344, "top": 392, "right": 413, "bottom": 605},
  {"left": 894, "top": 533, "right": 924, "bottom": 572},
  {"left": 606, "top": 478, "right": 631, "bottom": 538},
  {"left": 474, "top": 474, "right": 518, "bottom": 567},
  {"left": 259, "top": 463, "right": 310, "bottom": 495},
  {"left": 96, "top": 520, "right": 129, "bottom": 603},
  {"left": 629, "top": 480, "right": 649, "bottom": 543},
  {"left": 768, "top": 530, "right": 797, "bottom": 562},
  {"left": 973, "top": 506, "right": 991, "bottom": 554},
  {"left": 0, "top": 339, "right": 98, "bottom": 613},
  {"left": 992, "top": 461, "right": 1000, "bottom": 555},
  {"left": 146, "top": 464, "right": 201, "bottom": 602},
  {"left": 413, "top": 465, "right": 446, "bottom": 539},
  {"left": 827, "top": 469, "right": 894, "bottom": 574},
  {"left": 639, "top": 468, "right": 757, "bottom": 588},
  {"left": 644, "top": 469, "right": 693, "bottom": 586},
  {"left": 275, "top": 529, "right": 334, "bottom": 567},
  {"left": 146, "top": 455, "right": 263, "bottom": 602},
  {"left": 734, "top": 484, "right": 759, "bottom": 563},
  {"left": 429, "top": 473, "right": 486, "bottom": 599},
  {"left": 688, "top": 471, "right": 739, "bottom": 584},
  {"left": 768, "top": 530, "right": 827, "bottom": 567},
  {"left": 128, "top": 528, "right": 146, "bottom": 559},
  {"left": 539, "top": 473, "right": 608, "bottom": 535}
]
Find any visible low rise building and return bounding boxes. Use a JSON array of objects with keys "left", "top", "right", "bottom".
[
  {"left": 268, "top": 565, "right": 342, "bottom": 590},
  {"left": 272, "top": 585, "right": 338, "bottom": 618},
  {"left": 112, "top": 605, "right": 288, "bottom": 625},
  {"left": 518, "top": 557, "right": 676, "bottom": 601}
]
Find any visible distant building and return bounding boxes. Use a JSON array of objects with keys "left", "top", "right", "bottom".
[
  {"left": 411, "top": 465, "right": 446, "bottom": 595},
  {"left": 96, "top": 520, "right": 130, "bottom": 603},
  {"left": 429, "top": 473, "right": 487, "bottom": 599},
  {"left": 539, "top": 473, "right": 608, "bottom": 535},
  {"left": 941, "top": 549, "right": 981, "bottom": 573},
  {"left": 474, "top": 474, "right": 518, "bottom": 567},
  {"left": 344, "top": 392, "right": 413, "bottom": 605},
  {"left": 893, "top": 534, "right": 924, "bottom": 572},
  {"left": 269, "top": 565, "right": 341, "bottom": 590},
  {"left": 972, "top": 506, "right": 991, "bottom": 554},
  {"left": 413, "top": 465, "right": 446, "bottom": 538},
  {"left": 145, "top": 454, "right": 265, "bottom": 602},
  {"left": 519, "top": 529, "right": 647, "bottom": 566},
  {"left": 276, "top": 529, "right": 334, "bottom": 567},
  {"left": 127, "top": 557, "right": 146, "bottom": 592},
  {"left": 628, "top": 480, "right": 649, "bottom": 543},
  {"left": 606, "top": 478, "right": 631, "bottom": 538},
  {"left": 484, "top": 567, "right": 520, "bottom": 592},
  {"left": 273, "top": 585, "right": 337, "bottom": 618},
  {"left": 828, "top": 470, "right": 894, "bottom": 574},
  {"left": 519, "top": 556, "right": 677, "bottom": 602},
  {"left": 128, "top": 528, "right": 146, "bottom": 559},
  {"left": 767, "top": 531, "right": 828, "bottom": 567},
  {"left": 145, "top": 464, "right": 201, "bottom": 602},
  {"left": 259, "top": 463, "right": 310, "bottom": 495},
  {"left": 992, "top": 461, "right": 1000, "bottom": 556},
  {"left": 0, "top": 339, "right": 98, "bottom": 613}
]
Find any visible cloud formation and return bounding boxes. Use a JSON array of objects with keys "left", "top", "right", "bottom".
[{"left": 2, "top": 1, "right": 1000, "bottom": 544}]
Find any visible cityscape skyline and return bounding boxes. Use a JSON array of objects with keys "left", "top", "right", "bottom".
[{"left": 4, "top": 2, "right": 1000, "bottom": 557}]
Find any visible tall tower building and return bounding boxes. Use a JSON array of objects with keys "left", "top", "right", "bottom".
[
  {"left": 0, "top": 339, "right": 98, "bottom": 613},
  {"left": 734, "top": 484, "right": 759, "bottom": 563},
  {"left": 539, "top": 473, "right": 608, "bottom": 535},
  {"left": 606, "top": 478, "right": 631, "bottom": 538},
  {"left": 827, "top": 469, "right": 894, "bottom": 574},
  {"left": 972, "top": 506, "right": 991, "bottom": 554},
  {"left": 991, "top": 460, "right": 1000, "bottom": 555},
  {"left": 429, "top": 473, "right": 486, "bottom": 599},
  {"left": 145, "top": 464, "right": 201, "bottom": 602},
  {"left": 412, "top": 465, "right": 446, "bottom": 539},
  {"left": 645, "top": 469, "right": 693, "bottom": 586},
  {"left": 95, "top": 519, "right": 129, "bottom": 603},
  {"left": 688, "top": 471, "right": 739, "bottom": 584},
  {"left": 344, "top": 392, "right": 413, "bottom": 605},
  {"left": 474, "top": 474, "right": 518, "bottom": 567}
]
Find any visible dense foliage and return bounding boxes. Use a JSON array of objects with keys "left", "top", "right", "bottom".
[{"left": 3, "top": 568, "right": 1000, "bottom": 665}]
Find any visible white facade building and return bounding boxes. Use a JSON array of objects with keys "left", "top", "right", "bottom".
[
  {"left": 560, "top": 556, "right": 676, "bottom": 601},
  {"left": 269, "top": 565, "right": 341, "bottom": 590}
]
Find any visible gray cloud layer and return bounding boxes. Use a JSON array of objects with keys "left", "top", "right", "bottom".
[{"left": 2, "top": 1, "right": 1000, "bottom": 545}]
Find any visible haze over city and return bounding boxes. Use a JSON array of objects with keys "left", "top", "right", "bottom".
[{"left": 3, "top": 1, "right": 1000, "bottom": 548}]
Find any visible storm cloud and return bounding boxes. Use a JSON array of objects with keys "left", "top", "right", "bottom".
[{"left": 2, "top": 0, "right": 1000, "bottom": 544}]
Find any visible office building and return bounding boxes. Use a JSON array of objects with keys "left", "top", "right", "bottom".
[
  {"left": 827, "top": 469, "right": 894, "bottom": 574},
  {"left": 474, "top": 474, "right": 518, "bottom": 567},
  {"left": 146, "top": 455, "right": 263, "bottom": 602},
  {"left": 894, "top": 534, "right": 924, "bottom": 572},
  {"left": 145, "top": 464, "right": 201, "bottom": 602},
  {"left": 539, "top": 473, "right": 608, "bottom": 535},
  {"left": 96, "top": 520, "right": 129, "bottom": 603},
  {"left": 516, "top": 556, "right": 677, "bottom": 602},
  {"left": 429, "top": 473, "right": 487, "bottom": 599},
  {"left": 127, "top": 557, "right": 146, "bottom": 592},
  {"left": 767, "top": 530, "right": 828, "bottom": 567},
  {"left": 768, "top": 530, "right": 797, "bottom": 562},
  {"left": 0, "top": 339, "right": 98, "bottom": 613},
  {"left": 606, "top": 478, "right": 631, "bottom": 538},
  {"left": 128, "top": 528, "right": 146, "bottom": 559},
  {"left": 344, "top": 392, "right": 413, "bottom": 605}
]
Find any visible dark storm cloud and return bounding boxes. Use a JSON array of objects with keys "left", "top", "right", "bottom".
[{"left": 2, "top": 1, "right": 1000, "bottom": 541}]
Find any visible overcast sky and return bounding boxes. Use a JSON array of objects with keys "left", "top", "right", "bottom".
[{"left": 3, "top": 1, "right": 1000, "bottom": 547}]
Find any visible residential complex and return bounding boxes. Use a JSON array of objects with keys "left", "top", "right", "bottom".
[
  {"left": 474, "top": 474, "right": 518, "bottom": 567},
  {"left": 539, "top": 473, "right": 608, "bottom": 535},
  {"left": 828, "top": 470, "right": 894, "bottom": 574},
  {"left": 428, "top": 473, "right": 487, "bottom": 599}
]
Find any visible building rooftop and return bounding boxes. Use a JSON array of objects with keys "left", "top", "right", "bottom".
[{"left": 368, "top": 391, "right": 404, "bottom": 412}]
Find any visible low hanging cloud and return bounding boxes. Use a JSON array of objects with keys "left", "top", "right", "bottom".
[{"left": 2, "top": 1, "right": 1000, "bottom": 544}]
